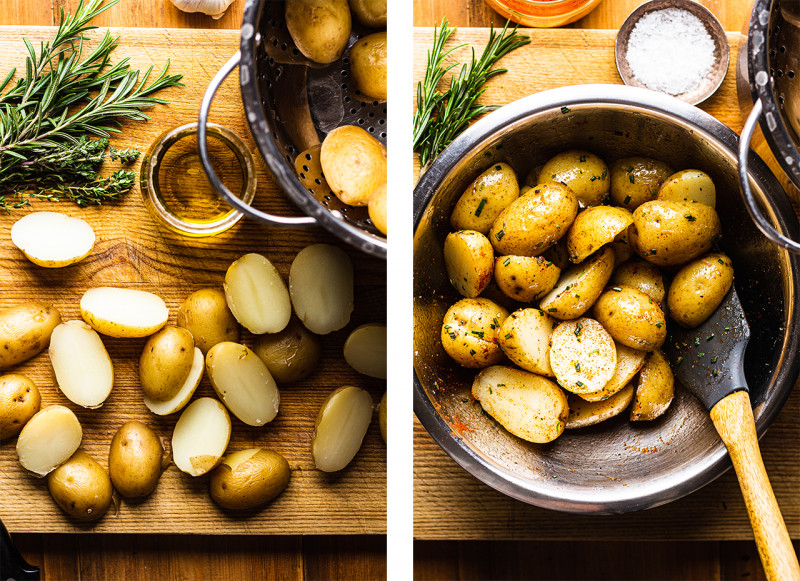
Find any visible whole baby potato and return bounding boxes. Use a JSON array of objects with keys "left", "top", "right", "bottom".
[
  {"left": 209, "top": 448, "right": 291, "bottom": 510},
  {"left": 177, "top": 288, "right": 239, "bottom": 355},
  {"left": 657, "top": 169, "right": 716, "bottom": 208},
  {"left": 348, "top": 0, "right": 386, "bottom": 26},
  {"left": 368, "top": 183, "right": 388, "bottom": 235},
  {"left": 0, "top": 303, "right": 61, "bottom": 369},
  {"left": 139, "top": 326, "right": 195, "bottom": 402},
  {"left": 610, "top": 259, "right": 666, "bottom": 303},
  {"left": 450, "top": 163, "right": 519, "bottom": 234},
  {"left": 494, "top": 255, "right": 560, "bottom": 302},
  {"left": 441, "top": 298, "right": 508, "bottom": 368},
  {"left": 47, "top": 449, "right": 112, "bottom": 522},
  {"left": 350, "top": 31, "right": 387, "bottom": 101},
  {"left": 285, "top": 0, "right": 351, "bottom": 64},
  {"left": 108, "top": 421, "right": 164, "bottom": 498},
  {"left": 253, "top": 318, "right": 322, "bottom": 383},
  {"left": 539, "top": 150, "right": 609, "bottom": 207},
  {"left": 593, "top": 285, "right": 667, "bottom": 351},
  {"left": 444, "top": 230, "right": 494, "bottom": 298},
  {"left": 0, "top": 374, "right": 40, "bottom": 439},
  {"left": 667, "top": 253, "right": 734, "bottom": 328},
  {"left": 609, "top": 157, "right": 674, "bottom": 210},
  {"left": 321, "top": 125, "right": 387, "bottom": 206}
]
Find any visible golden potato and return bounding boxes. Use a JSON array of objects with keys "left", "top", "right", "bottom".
[
  {"left": 450, "top": 163, "right": 519, "bottom": 234},
  {"left": 630, "top": 349, "right": 674, "bottom": 421},
  {"left": 108, "top": 421, "right": 164, "bottom": 498},
  {"left": 177, "top": 288, "right": 239, "bottom": 355},
  {"left": 667, "top": 253, "right": 734, "bottom": 328},
  {"left": 657, "top": 169, "right": 716, "bottom": 208},
  {"left": 368, "top": 183, "right": 388, "bottom": 235},
  {"left": 609, "top": 157, "right": 674, "bottom": 210},
  {"left": 47, "top": 450, "right": 112, "bottom": 522},
  {"left": 253, "top": 317, "right": 322, "bottom": 383},
  {"left": 539, "top": 150, "right": 609, "bottom": 207},
  {"left": 549, "top": 318, "right": 617, "bottom": 395},
  {"left": 0, "top": 303, "right": 61, "bottom": 369},
  {"left": 0, "top": 374, "right": 40, "bottom": 439},
  {"left": 348, "top": 0, "right": 386, "bottom": 26},
  {"left": 139, "top": 326, "right": 195, "bottom": 402},
  {"left": 321, "top": 125, "right": 387, "bottom": 206},
  {"left": 498, "top": 308, "right": 556, "bottom": 376},
  {"left": 285, "top": 0, "right": 351, "bottom": 64},
  {"left": 566, "top": 385, "right": 634, "bottom": 429},
  {"left": 610, "top": 259, "right": 666, "bottom": 303},
  {"left": 593, "top": 285, "right": 667, "bottom": 351},
  {"left": 566, "top": 206, "right": 633, "bottom": 263},
  {"left": 579, "top": 344, "right": 646, "bottom": 402},
  {"left": 523, "top": 165, "right": 543, "bottom": 188},
  {"left": 350, "top": 31, "right": 386, "bottom": 101},
  {"left": 209, "top": 448, "right": 291, "bottom": 510},
  {"left": 538, "top": 246, "right": 615, "bottom": 320},
  {"left": 441, "top": 298, "right": 508, "bottom": 368},
  {"left": 494, "top": 255, "right": 560, "bottom": 302},
  {"left": 444, "top": 230, "right": 494, "bottom": 298}
]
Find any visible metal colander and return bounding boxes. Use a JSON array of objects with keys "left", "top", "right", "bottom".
[{"left": 199, "top": 0, "right": 387, "bottom": 258}]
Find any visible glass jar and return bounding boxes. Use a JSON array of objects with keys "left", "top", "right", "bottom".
[{"left": 484, "top": 0, "right": 603, "bottom": 28}]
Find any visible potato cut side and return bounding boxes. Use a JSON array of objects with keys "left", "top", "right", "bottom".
[
  {"left": 11, "top": 211, "right": 95, "bottom": 268},
  {"left": 566, "top": 206, "right": 633, "bottom": 263},
  {"left": 80, "top": 287, "right": 168, "bottom": 338},
  {"left": 312, "top": 386, "right": 373, "bottom": 472},
  {"left": 343, "top": 324, "right": 387, "bottom": 379},
  {"left": 549, "top": 318, "right": 617, "bottom": 395},
  {"left": 49, "top": 320, "right": 114, "bottom": 408},
  {"left": 630, "top": 349, "right": 675, "bottom": 421},
  {"left": 538, "top": 246, "right": 615, "bottom": 320},
  {"left": 206, "top": 342, "right": 280, "bottom": 427},
  {"left": 471, "top": 366, "right": 568, "bottom": 443},
  {"left": 16, "top": 405, "right": 82, "bottom": 476},
  {"left": 290, "top": 244, "right": 354, "bottom": 335},
  {"left": 566, "top": 384, "right": 635, "bottom": 429},
  {"left": 224, "top": 253, "right": 292, "bottom": 335},
  {"left": 172, "top": 397, "right": 231, "bottom": 476},
  {"left": 443, "top": 230, "right": 494, "bottom": 298},
  {"left": 498, "top": 309, "right": 556, "bottom": 376},
  {"left": 144, "top": 347, "right": 204, "bottom": 415},
  {"left": 579, "top": 344, "right": 646, "bottom": 402}
]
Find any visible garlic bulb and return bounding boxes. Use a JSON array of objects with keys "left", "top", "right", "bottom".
[{"left": 170, "top": 0, "right": 236, "bottom": 20}]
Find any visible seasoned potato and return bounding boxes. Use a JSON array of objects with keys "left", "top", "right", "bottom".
[
  {"left": 538, "top": 246, "right": 615, "bottom": 320},
  {"left": 549, "top": 318, "right": 617, "bottom": 395},
  {"left": 285, "top": 0, "right": 351, "bottom": 64},
  {"left": 630, "top": 349, "right": 674, "bottom": 421},
  {"left": 348, "top": 0, "right": 386, "bottom": 26},
  {"left": 209, "top": 448, "right": 291, "bottom": 510},
  {"left": 450, "top": 163, "right": 519, "bottom": 234},
  {"left": 471, "top": 365, "right": 568, "bottom": 443},
  {"left": 523, "top": 165, "right": 543, "bottom": 188},
  {"left": 16, "top": 405, "right": 82, "bottom": 476},
  {"left": 579, "top": 344, "right": 646, "bottom": 402},
  {"left": 225, "top": 253, "right": 292, "bottom": 335},
  {"left": 343, "top": 323, "right": 387, "bottom": 379},
  {"left": 658, "top": 169, "right": 716, "bottom": 208},
  {"left": 313, "top": 386, "right": 373, "bottom": 472},
  {"left": 441, "top": 298, "right": 508, "bottom": 368},
  {"left": 611, "top": 239, "right": 635, "bottom": 265},
  {"left": 542, "top": 239, "right": 571, "bottom": 270},
  {"left": 667, "top": 253, "right": 734, "bottom": 328},
  {"left": 497, "top": 309, "right": 556, "bottom": 376},
  {"left": 489, "top": 183, "right": 578, "bottom": 256},
  {"left": 566, "top": 385, "right": 634, "bottom": 429},
  {"left": 80, "top": 287, "right": 168, "bottom": 338},
  {"left": 177, "top": 288, "right": 239, "bottom": 355},
  {"left": 593, "top": 285, "right": 667, "bottom": 351},
  {"left": 50, "top": 320, "right": 114, "bottom": 409},
  {"left": 0, "top": 374, "right": 40, "bottom": 439},
  {"left": 566, "top": 206, "right": 633, "bottom": 263},
  {"left": 321, "top": 125, "right": 387, "bottom": 206},
  {"left": 628, "top": 200, "right": 721, "bottom": 266},
  {"left": 609, "top": 157, "right": 674, "bottom": 210},
  {"left": 172, "top": 397, "right": 231, "bottom": 477},
  {"left": 47, "top": 450, "right": 112, "bottom": 522},
  {"left": 254, "top": 318, "right": 322, "bottom": 383},
  {"left": 539, "top": 150, "right": 609, "bottom": 207},
  {"left": 11, "top": 211, "right": 95, "bottom": 268},
  {"left": 139, "top": 326, "right": 195, "bottom": 402},
  {"left": 610, "top": 259, "right": 666, "bottom": 303},
  {"left": 494, "top": 255, "right": 560, "bottom": 302},
  {"left": 350, "top": 31, "right": 386, "bottom": 101},
  {"left": 444, "top": 230, "right": 494, "bottom": 298},
  {"left": 368, "top": 183, "right": 388, "bottom": 235},
  {"left": 0, "top": 303, "right": 61, "bottom": 369},
  {"left": 108, "top": 421, "right": 165, "bottom": 498}
]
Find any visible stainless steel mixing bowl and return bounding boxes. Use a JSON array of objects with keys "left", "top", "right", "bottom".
[{"left": 413, "top": 84, "right": 800, "bottom": 514}]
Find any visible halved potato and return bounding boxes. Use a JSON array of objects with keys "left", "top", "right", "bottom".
[
  {"left": 80, "top": 287, "right": 168, "bottom": 338},
  {"left": 444, "top": 230, "right": 494, "bottom": 298},
  {"left": 16, "top": 405, "right": 82, "bottom": 477},
  {"left": 493, "top": 255, "right": 560, "bottom": 302},
  {"left": 566, "top": 206, "right": 633, "bottom": 263},
  {"left": 49, "top": 320, "right": 114, "bottom": 408},
  {"left": 593, "top": 285, "right": 667, "bottom": 351},
  {"left": 224, "top": 253, "right": 291, "bottom": 335},
  {"left": 497, "top": 309, "right": 556, "bottom": 376},
  {"left": 290, "top": 244, "right": 354, "bottom": 335},
  {"left": 343, "top": 324, "right": 387, "bottom": 379},
  {"left": 441, "top": 298, "right": 508, "bottom": 368},
  {"left": 610, "top": 259, "right": 666, "bottom": 303},
  {"left": 172, "top": 397, "right": 232, "bottom": 477},
  {"left": 549, "top": 318, "right": 617, "bottom": 395},
  {"left": 539, "top": 150, "right": 609, "bottom": 207},
  {"left": 139, "top": 326, "right": 195, "bottom": 403},
  {"left": 312, "top": 386, "right": 373, "bottom": 472},
  {"left": 538, "top": 246, "right": 615, "bottom": 320},
  {"left": 11, "top": 211, "right": 95, "bottom": 268},
  {"left": 566, "top": 384, "right": 634, "bottom": 429},
  {"left": 143, "top": 347, "right": 204, "bottom": 415},
  {"left": 667, "top": 253, "right": 734, "bottom": 328},
  {"left": 450, "top": 163, "right": 519, "bottom": 234},
  {"left": 579, "top": 343, "right": 646, "bottom": 402},
  {"left": 657, "top": 169, "right": 716, "bottom": 208},
  {"left": 630, "top": 349, "right": 674, "bottom": 421}
]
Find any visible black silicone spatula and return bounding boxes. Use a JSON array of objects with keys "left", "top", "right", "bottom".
[
  {"left": 1, "top": 518, "right": 39, "bottom": 580},
  {"left": 664, "top": 286, "right": 800, "bottom": 581}
]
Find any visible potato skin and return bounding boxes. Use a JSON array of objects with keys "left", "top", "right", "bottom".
[
  {"left": 667, "top": 253, "right": 734, "bottom": 328},
  {"left": 630, "top": 349, "right": 674, "bottom": 421},
  {"left": 285, "top": 0, "right": 351, "bottom": 64},
  {"left": 609, "top": 157, "right": 674, "bottom": 210},
  {"left": 350, "top": 31, "right": 386, "bottom": 100},
  {"left": 368, "top": 183, "right": 388, "bottom": 235},
  {"left": 47, "top": 450, "right": 112, "bottom": 522},
  {"left": 450, "top": 163, "right": 519, "bottom": 234},
  {"left": 253, "top": 317, "right": 322, "bottom": 383},
  {"left": 321, "top": 125, "right": 387, "bottom": 206},
  {"left": 657, "top": 169, "right": 716, "bottom": 208},
  {"left": 139, "top": 326, "right": 195, "bottom": 402},
  {"left": 177, "top": 288, "right": 239, "bottom": 355},
  {"left": 441, "top": 298, "right": 508, "bottom": 368},
  {"left": 0, "top": 374, "right": 40, "bottom": 439},
  {"left": 593, "top": 285, "right": 667, "bottom": 351},
  {"left": 494, "top": 255, "right": 560, "bottom": 302},
  {"left": 108, "top": 421, "right": 164, "bottom": 499},
  {"left": 348, "top": 0, "right": 386, "bottom": 26},
  {"left": 209, "top": 448, "right": 291, "bottom": 510},
  {"left": 539, "top": 150, "right": 609, "bottom": 207},
  {"left": 444, "top": 230, "right": 494, "bottom": 298},
  {"left": 538, "top": 246, "right": 615, "bottom": 320},
  {"left": 0, "top": 303, "right": 61, "bottom": 369},
  {"left": 610, "top": 259, "right": 666, "bottom": 303},
  {"left": 566, "top": 205, "right": 633, "bottom": 262}
]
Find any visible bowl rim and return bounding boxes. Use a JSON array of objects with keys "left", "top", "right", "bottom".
[{"left": 413, "top": 83, "right": 800, "bottom": 513}]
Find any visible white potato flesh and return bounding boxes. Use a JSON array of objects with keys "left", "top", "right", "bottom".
[
  {"left": 11, "top": 212, "right": 95, "bottom": 268},
  {"left": 566, "top": 384, "right": 634, "bottom": 429},
  {"left": 290, "top": 244, "right": 354, "bottom": 335},
  {"left": 80, "top": 287, "right": 168, "bottom": 338},
  {"left": 657, "top": 169, "right": 716, "bottom": 208},
  {"left": 549, "top": 318, "right": 617, "bottom": 395},
  {"left": 16, "top": 405, "right": 82, "bottom": 476},
  {"left": 498, "top": 309, "right": 555, "bottom": 376},
  {"left": 579, "top": 343, "right": 646, "bottom": 402},
  {"left": 172, "top": 397, "right": 231, "bottom": 476},
  {"left": 312, "top": 386, "right": 373, "bottom": 472},
  {"left": 49, "top": 320, "right": 113, "bottom": 408},
  {"left": 205, "top": 342, "right": 280, "bottom": 427},
  {"left": 343, "top": 324, "right": 387, "bottom": 379},
  {"left": 224, "top": 253, "right": 291, "bottom": 335},
  {"left": 144, "top": 347, "right": 204, "bottom": 415}
]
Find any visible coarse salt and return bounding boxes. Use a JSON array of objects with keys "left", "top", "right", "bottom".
[{"left": 626, "top": 7, "right": 716, "bottom": 96}]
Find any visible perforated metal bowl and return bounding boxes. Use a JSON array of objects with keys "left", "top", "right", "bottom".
[{"left": 199, "top": 0, "right": 387, "bottom": 258}]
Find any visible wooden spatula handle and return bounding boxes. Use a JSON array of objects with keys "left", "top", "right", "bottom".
[{"left": 710, "top": 390, "right": 800, "bottom": 581}]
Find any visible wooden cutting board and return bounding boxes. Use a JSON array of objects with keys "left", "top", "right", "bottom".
[
  {"left": 0, "top": 26, "right": 386, "bottom": 535},
  {"left": 412, "top": 28, "right": 800, "bottom": 540}
]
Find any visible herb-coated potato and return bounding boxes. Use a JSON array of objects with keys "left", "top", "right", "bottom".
[
  {"left": 139, "top": 326, "right": 195, "bottom": 402},
  {"left": 108, "top": 421, "right": 165, "bottom": 499},
  {"left": 0, "top": 303, "right": 61, "bottom": 369},
  {"left": 494, "top": 255, "right": 560, "bottom": 302},
  {"left": 450, "top": 163, "right": 519, "bottom": 234},
  {"left": 209, "top": 448, "right": 291, "bottom": 510},
  {"left": 253, "top": 317, "right": 322, "bottom": 383},
  {"left": 285, "top": 0, "right": 351, "bottom": 64},
  {"left": 542, "top": 238, "right": 571, "bottom": 270},
  {"left": 628, "top": 200, "right": 721, "bottom": 267},
  {"left": 539, "top": 150, "right": 609, "bottom": 207},
  {"left": 658, "top": 169, "right": 716, "bottom": 208},
  {"left": 609, "top": 157, "right": 674, "bottom": 210},
  {"left": 368, "top": 182, "right": 388, "bottom": 235},
  {"left": 47, "top": 450, "right": 112, "bottom": 522},
  {"left": 489, "top": 183, "right": 578, "bottom": 256},
  {"left": 667, "top": 253, "right": 734, "bottom": 328},
  {"left": 593, "top": 285, "right": 667, "bottom": 351},
  {"left": 630, "top": 349, "right": 674, "bottom": 421},
  {"left": 321, "top": 125, "right": 387, "bottom": 206},
  {"left": 566, "top": 205, "right": 633, "bottom": 263},
  {"left": 177, "top": 288, "right": 239, "bottom": 355},
  {"left": 348, "top": 0, "right": 386, "bottom": 26},
  {"left": 444, "top": 230, "right": 494, "bottom": 298},
  {"left": 441, "top": 298, "right": 508, "bottom": 368},
  {"left": 538, "top": 246, "right": 615, "bottom": 320},
  {"left": 579, "top": 343, "right": 646, "bottom": 402},
  {"left": 549, "top": 318, "right": 617, "bottom": 395},
  {"left": 0, "top": 374, "right": 40, "bottom": 439},
  {"left": 610, "top": 259, "right": 666, "bottom": 303},
  {"left": 611, "top": 238, "right": 635, "bottom": 265},
  {"left": 349, "top": 31, "right": 386, "bottom": 101},
  {"left": 566, "top": 384, "right": 634, "bottom": 429},
  {"left": 498, "top": 309, "right": 556, "bottom": 376},
  {"left": 471, "top": 365, "right": 568, "bottom": 443}
]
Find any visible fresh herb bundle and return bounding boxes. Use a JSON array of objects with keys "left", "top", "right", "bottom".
[
  {"left": 413, "top": 19, "right": 530, "bottom": 169},
  {"left": 0, "top": 0, "right": 183, "bottom": 211}
]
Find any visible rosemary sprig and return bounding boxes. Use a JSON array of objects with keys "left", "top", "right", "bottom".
[
  {"left": 413, "top": 20, "right": 530, "bottom": 168},
  {"left": 0, "top": 0, "right": 183, "bottom": 210}
]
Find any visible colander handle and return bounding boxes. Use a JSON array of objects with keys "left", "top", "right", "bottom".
[
  {"left": 198, "top": 52, "right": 317, "bottom": 227},
  {"left": 738, "top": 99, "right": 800, "bottom": 254}
]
